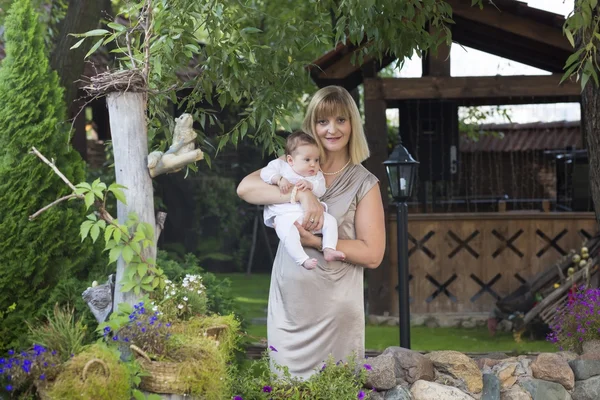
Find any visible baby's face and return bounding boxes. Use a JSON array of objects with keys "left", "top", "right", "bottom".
[{"left": 287, "top": 144, "right": 320, "bottom": 177}]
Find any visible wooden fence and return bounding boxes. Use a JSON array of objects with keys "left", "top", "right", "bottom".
[{"left": 387, "top": 212, "right": 597, "bottom": 315}]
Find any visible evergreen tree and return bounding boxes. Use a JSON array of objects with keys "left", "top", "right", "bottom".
[{"left": 0, "top": 0, "right": 92, "bottom": 350}]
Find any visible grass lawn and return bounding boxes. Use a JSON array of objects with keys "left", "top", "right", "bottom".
[{"left": 217, "top": 273, "right": 556, "bottom": 354}]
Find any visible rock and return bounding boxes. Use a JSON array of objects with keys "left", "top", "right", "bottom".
[
  {"left": 496, "top": 363, "right": 517, "bottom": 383},
  {"left": 364, "top": 354, "right": 397, "bottom": 391},
  {"left": 572, "top": 375, "right": 600, "bottom": 400},
  {"left": 369, "top": 315, "right": 390, "bottom": 325},
  {"left": 477, "top": 358, "right": 503, "bottom": 370},
  {"left": 582, "top": 340, "right": 600, "bottom": 355},
  {"left": 519, "top": 378, "right": 571, "bottom": 400},
  {"left": 487, "top": 352, "right": 510, "bottom": 360},
  {"left": 514, "top": 357, "right": 532, "bottom": 377},
  {"left": 424, "top": 318, "right": 439, "bottom": 328},
  {"left": 384, "top": 385, "right": 412, "bottom": 400},
  {"left": 500, "top": 385, "right": 532, "bottom": 400},
  {"left": 410, "top": 380, "right": 475, "bottom": 400},
  {"left": 497, "top": 320, "right": 513, "bottom": 332},
  {"left": 370, "top": 391, "right": 386, "bottom": 400},
  {"left": 569, "top": 360, "right": 600, "bottom": 381},
  {"left": 556, "top": 351, "right": 578, "bottom": 363},
  {"left": 382, "top": 347, "right": 435, "bottom": 384},
  {"left": 425, "top": 351, "right": 483, "bottom": 394},
  {"left": 481, "top": 373, "right": 500, "bottom": 400},
  {"left": 530, "top": 353, "right": 574, "bottom": 390}
]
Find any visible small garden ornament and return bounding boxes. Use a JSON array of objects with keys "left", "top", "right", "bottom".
[{"left": 147, "top": 113, "right": 204, "bottom": 178}]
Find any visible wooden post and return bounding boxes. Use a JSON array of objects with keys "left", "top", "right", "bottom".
[
  {"left": 363, "top": 62, "right": 393, "bottom": 316},
  {"left": 106, "top": 92, "right": 156, "bottom": 309}
]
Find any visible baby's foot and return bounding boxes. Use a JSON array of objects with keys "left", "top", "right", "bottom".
[
  {"left": 302, "top": 258, "right": 318, "bottom": 270},
  {"left": 323, "top": 248, "right": 346, "bottom": 262}
]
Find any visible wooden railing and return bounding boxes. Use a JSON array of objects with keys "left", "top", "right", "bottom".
[{"left": 387, "top": 212, "right": 597, "bottom": 315}]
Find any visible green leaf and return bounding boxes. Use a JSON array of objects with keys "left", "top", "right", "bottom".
[
  {"left": 121, "top": 280, "right": 136, "bottom": 293},
  {"left": 84, "top": 192, "right": 95, "bottom": 210},
  {"left": 117, "top": 302, "right": 133, "bottom": 314},
  {"left": 564, "top": 29, "right": 575, "bottom": 48},
  {"left": 70, "top": 38, "right": 86, "bottom": 50},
  {"left": 241, "top": 27, "right": 262, "bottom": 34},
  {"left": 114, "top": 228, "right": 122, "bottom": 244},
  {"left": 109, "top": 187, "right": 127, "bottom": 205},
  {"left": 133, "top": 389, "right": 146, "bottom": 400},
  {"left": 152, "top": 277, "right": 160, "bottom": 288},
  {"left": 90, "top": 224, "right": 100, "bottom": 243},
  {"left": 122, "top": 245, "right": 134, "bottom": 264},
  {"left": 80, "top": 221, "right": 93, "bottom": 241},
  {"left": 581, "top": 72, "right": 590, "bottom": 91},
  {"left": 134, "top": 285, "right": 141, "bottom": 296},
  {"left": 138, "top": 263, "right": 148, "bottom": 278},
  {"left": 109, "top": 246, "right": 123, "bottom": 264},
  {"left": 85, "top": 38, "right": 104, "bottom": 59},
  {"left": 107, "top": 22, "right": 127, "bottom": 32},
  {"left": 79, "top": 29, "right": 110, "bottom": 37}
]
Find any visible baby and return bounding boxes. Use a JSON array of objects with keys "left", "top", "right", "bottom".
[{"left": 260, "top": 131, "right": 346, "bottom": 270}]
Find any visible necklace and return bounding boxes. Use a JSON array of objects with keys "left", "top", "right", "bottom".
[{"left": 321, "top": 159, "right": 351, "bottom": 176}]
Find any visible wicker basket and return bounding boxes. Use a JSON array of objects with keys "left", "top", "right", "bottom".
[
  {"left": 131, "top": 345, "right": 188, "bottom": 394},
  {"left": 35, "top": 358, "right": 109, "bottom": 400}
]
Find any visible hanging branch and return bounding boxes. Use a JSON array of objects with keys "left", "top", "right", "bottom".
[{"left": 29, "top": 146, "right": 114, "bottom": 224}]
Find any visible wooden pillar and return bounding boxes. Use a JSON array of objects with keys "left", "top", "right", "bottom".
[
  {"left": 422, "top": 26, "right": 451, "bottom": 77},
  {"left": 363, "top": 62, "right": 392, "bottom": 316},
  {"left": 107, "top": 92, "right": 156, "bottom": 309}
]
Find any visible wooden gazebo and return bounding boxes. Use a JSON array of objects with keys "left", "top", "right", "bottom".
[{"left": 308, "top": 0, "right": 595, "bottom": 316}]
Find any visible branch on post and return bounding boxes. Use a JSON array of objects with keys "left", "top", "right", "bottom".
[{"left": 28, "top": 146, "right": 114, "bottom": 223}]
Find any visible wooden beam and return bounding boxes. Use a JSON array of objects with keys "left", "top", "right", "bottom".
[
  {"left": 365, "top": 75, "right": 580, "bottom": 102},
  {"left": 447, "top": 0, "right": 571, "bottom": 52}
]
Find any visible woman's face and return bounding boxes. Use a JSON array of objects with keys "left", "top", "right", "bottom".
[{"left": 314, "top": 115, "right": 351, "bottom": 155}]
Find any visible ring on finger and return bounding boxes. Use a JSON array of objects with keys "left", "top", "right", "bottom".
[{"left": 309, "top": 217, "right": 315, "bottom": 223}]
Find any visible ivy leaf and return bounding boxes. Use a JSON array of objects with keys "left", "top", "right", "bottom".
[
  {"left": 113, "top": 227, "right": 122, "bottom": 244},
  {"left": 122, "top": 246, "right": 134, "bottom": 264},
  {"left": 84, "top": 192, "right": 95, "bottom": 210},
  {"left": 90, "top": 224, "right": 100, "bottom": 243},
  {"left": 109, "top": 246, "right": 123, "bottom": 264},
  {"left": 117, "top": 302, "right": 133, "bottom": 314},
  {"left": 564, "top": 29, "right": 575, "bottom": 48},
  {"left": 107, "top": 22, "right": 127, "bottom": 32},
  {"left": 80, "top": 221, "right": 94, "bottom": 241},
  {"left": 109, "top": 184, "right": 127, "bottom": 205},
  {"left": 137, "top": 263, "right": 148, "bottom": 278},
  {"left": 121, "top": 280, "right": 136, "bottom": 293}
]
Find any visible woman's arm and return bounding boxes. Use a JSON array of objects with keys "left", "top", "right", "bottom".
[
  {"left": 237, "top": 169, "right": 326, "bottom": 230},
  {"left": 296, "top": 184, "right": 386, "bottom": 269}
]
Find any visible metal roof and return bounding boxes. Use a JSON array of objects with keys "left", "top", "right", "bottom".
[{"left": 459, "top": 121, "right": 582, "bottom": 152}]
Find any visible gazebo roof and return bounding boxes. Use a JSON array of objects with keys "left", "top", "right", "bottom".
[{"left": 309, "top": 0, "right": 571, "bottom": 91}]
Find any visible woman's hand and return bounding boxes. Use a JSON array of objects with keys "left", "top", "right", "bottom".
[
  {"left": 296, "top": 189, "right": 324, "bottom": 231},
  {"left": 294, "top": 222, "right": 322, "bottom": 249}
]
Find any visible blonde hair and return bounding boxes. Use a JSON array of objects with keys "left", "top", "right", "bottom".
[{"left": 301, "top": 86, "right": 370, "bottom": 164}]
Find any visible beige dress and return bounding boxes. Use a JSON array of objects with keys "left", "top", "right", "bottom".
[{"left": 267, "top": 164, "right": 379, "bottom": 379}]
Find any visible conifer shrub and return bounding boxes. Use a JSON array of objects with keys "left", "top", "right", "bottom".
[{"left": 0, "top": 0, "right": 93, "bottom": 351}]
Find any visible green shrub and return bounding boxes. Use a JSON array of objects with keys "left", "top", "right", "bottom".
[
  {"left": 158, "top": 251, "right": 237, "bottom": 317},
  {"left": 231, "top": 351, "right": 371, "bottom": 399},
  {"left": 0, "top": 0, "right": 95, "bottom": 351}
]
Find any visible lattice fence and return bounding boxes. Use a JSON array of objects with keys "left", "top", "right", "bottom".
[{"left": 387, "top": 212, "right": 597, "bottom": 315}]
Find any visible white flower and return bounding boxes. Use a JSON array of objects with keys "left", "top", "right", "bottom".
[
  {"left": 183, "top": 296, "right": 188, "bottom": 302},
  {"left": 197, "top": 290, "right": 202, "bottom": 294},
  {"left": 182, "top": 282, "right": 189, "bottom": 288},
  {"left": 177, "top": 304, "right": 184, "bottom": 309},
  {"left": 152, "top": 305, "right": 158, "bottom": 312},
  {"left": 170, "top": 290, "right": 176, "bottom": 296}
]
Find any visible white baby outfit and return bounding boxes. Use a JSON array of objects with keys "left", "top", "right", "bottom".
[{"left": 260, "top": 159, "right": 339, "bottom": 266}]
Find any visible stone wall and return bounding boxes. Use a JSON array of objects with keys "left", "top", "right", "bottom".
[{"left": 364, "top": 343, "right": 600, "bottom": 399}]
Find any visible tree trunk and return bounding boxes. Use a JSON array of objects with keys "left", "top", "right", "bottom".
[
  {"left": 50, "top": 0, "right": 112, "bottom": 158},
  {"left": 107, "top": 92, "right": 156, "bottom": 309},
  {"left": 583, "top": 81, "right": 600, "bottom": 227}
]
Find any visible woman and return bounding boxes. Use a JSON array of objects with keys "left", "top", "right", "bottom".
[{"left": 237, "top": 86, "right": 385, "bottom": 379}]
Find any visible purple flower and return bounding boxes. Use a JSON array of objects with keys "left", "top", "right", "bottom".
[
  {"left": 269, "top": 346, "right": 277, "bottom": 352},
  {"left": 262, "top": 385, "right": 272, "bottom": 393},
  {"left": 357, "top": 390, "right": 366, "bottom": 399},
  {"left": 39, "top": 374, "right": 45, "bottom": 380},
  {"left": 363, "top": 363, "right": 372, "bottom": 371},
  {"left": 233, "top": 396, "right": 243, "bottom": 400},
  {"left": 6, "top": 384, "right": 13, "bottom": 391}
]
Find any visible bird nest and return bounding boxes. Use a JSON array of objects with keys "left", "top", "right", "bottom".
[{"left": 83, "top": 69, "right": 147, "bottom": 95}]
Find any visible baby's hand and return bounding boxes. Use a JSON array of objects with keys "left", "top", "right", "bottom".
[
  {"left": 278, "top": 178, "right": 292, "bottom": 194},
  {"left": 296, "top": 180, "right": 313, "bottom": 191}
]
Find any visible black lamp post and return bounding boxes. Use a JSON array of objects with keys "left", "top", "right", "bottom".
[{"left": 384, "top": 142, "right": 419, "bottom": 349}]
